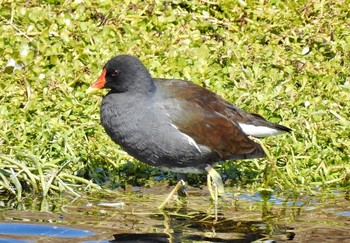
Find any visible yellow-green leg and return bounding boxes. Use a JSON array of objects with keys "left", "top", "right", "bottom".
[
  {"left": 206, "top": 165, "right": 225, "bottom": 200},
  {"left": 206, "top": 165, "right": 224, "bottom": 220}
]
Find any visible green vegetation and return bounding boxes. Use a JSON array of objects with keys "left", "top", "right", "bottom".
[{"left": 0, "top": 0, "right": 349, "bottom": 200}]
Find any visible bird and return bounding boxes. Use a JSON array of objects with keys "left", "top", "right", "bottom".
[{"left": 87, "top": 54, "right": 291, "bottom": 208}]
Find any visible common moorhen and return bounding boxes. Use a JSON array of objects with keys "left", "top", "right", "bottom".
[{"left": 87, "top": 55, "right": 291, "bottom": 207}]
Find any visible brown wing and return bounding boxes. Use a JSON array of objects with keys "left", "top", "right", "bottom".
[{"left": 155, "top": 79, "right": 265, "bottom": 161}]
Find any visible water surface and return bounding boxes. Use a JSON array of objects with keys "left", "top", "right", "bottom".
[{"left": 0, "top": 184, "right": 349, "bottom": 242}]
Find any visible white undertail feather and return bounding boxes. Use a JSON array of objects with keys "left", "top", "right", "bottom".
[{"left": 238, "top": 123, "right": 286, "bottom": 137}]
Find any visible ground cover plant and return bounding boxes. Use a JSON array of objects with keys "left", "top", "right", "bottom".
[{"left": 0, "top": 0, "right": 349, "bottom": 200}]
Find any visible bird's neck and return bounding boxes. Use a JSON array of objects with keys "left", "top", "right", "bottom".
[{"left": 113, "top": 74, "right": 156, "bottom": 94}]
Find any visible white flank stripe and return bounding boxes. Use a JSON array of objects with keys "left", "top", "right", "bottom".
[
  {"left": 238, "top": 123, "right": 285, "bottom": 137},
  {"left": 182, "top": 133, "right": 202, "bottom": 153},
  {"left": 170, "top": 123, "right": 202, "bottom": 153}
]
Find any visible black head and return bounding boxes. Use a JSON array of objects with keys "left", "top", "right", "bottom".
[{"left": 88, "top": 55, "right": 154, "bottom": 93}]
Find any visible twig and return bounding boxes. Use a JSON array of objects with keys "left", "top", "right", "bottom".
[
  {"left": 98, "top": 7, "right": 115, "bottom": 26},
  {"left": 6, "top": 19, "right": 33, "bottom": 41},
  {"left": 23, "top": 77, "right": 32, "bottom": 109}
]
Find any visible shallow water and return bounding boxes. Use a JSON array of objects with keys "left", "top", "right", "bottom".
[{"left": 0, "top": 183, "right": 349, "bottom": 242}]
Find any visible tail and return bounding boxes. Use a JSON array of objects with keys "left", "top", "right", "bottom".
[{"left": 238, "top": 113, "right": 292, "bottom": 138}]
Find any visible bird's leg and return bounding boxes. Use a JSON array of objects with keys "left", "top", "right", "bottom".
[
  {"left": 206, "top": 165, "right": 224, "bottom": 221},
  {"left": 158, "top": 179, "right": 186, "bottom": 210},
  {"left": 206, "top": 166, "right": 223, "bottom": 221},
  {"left": 207, "top": 173, "right": 215, "bottom": 202},
  {"left": 176, "top": 173, "right": 188, "bottom": 198},
  {"left": 205, "top": 165, "right": 225, "bottom": 198}
]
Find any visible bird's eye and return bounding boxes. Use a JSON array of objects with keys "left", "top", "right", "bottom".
[{"left": 111, "top": 70, "right": 120, "bottom": 77}]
